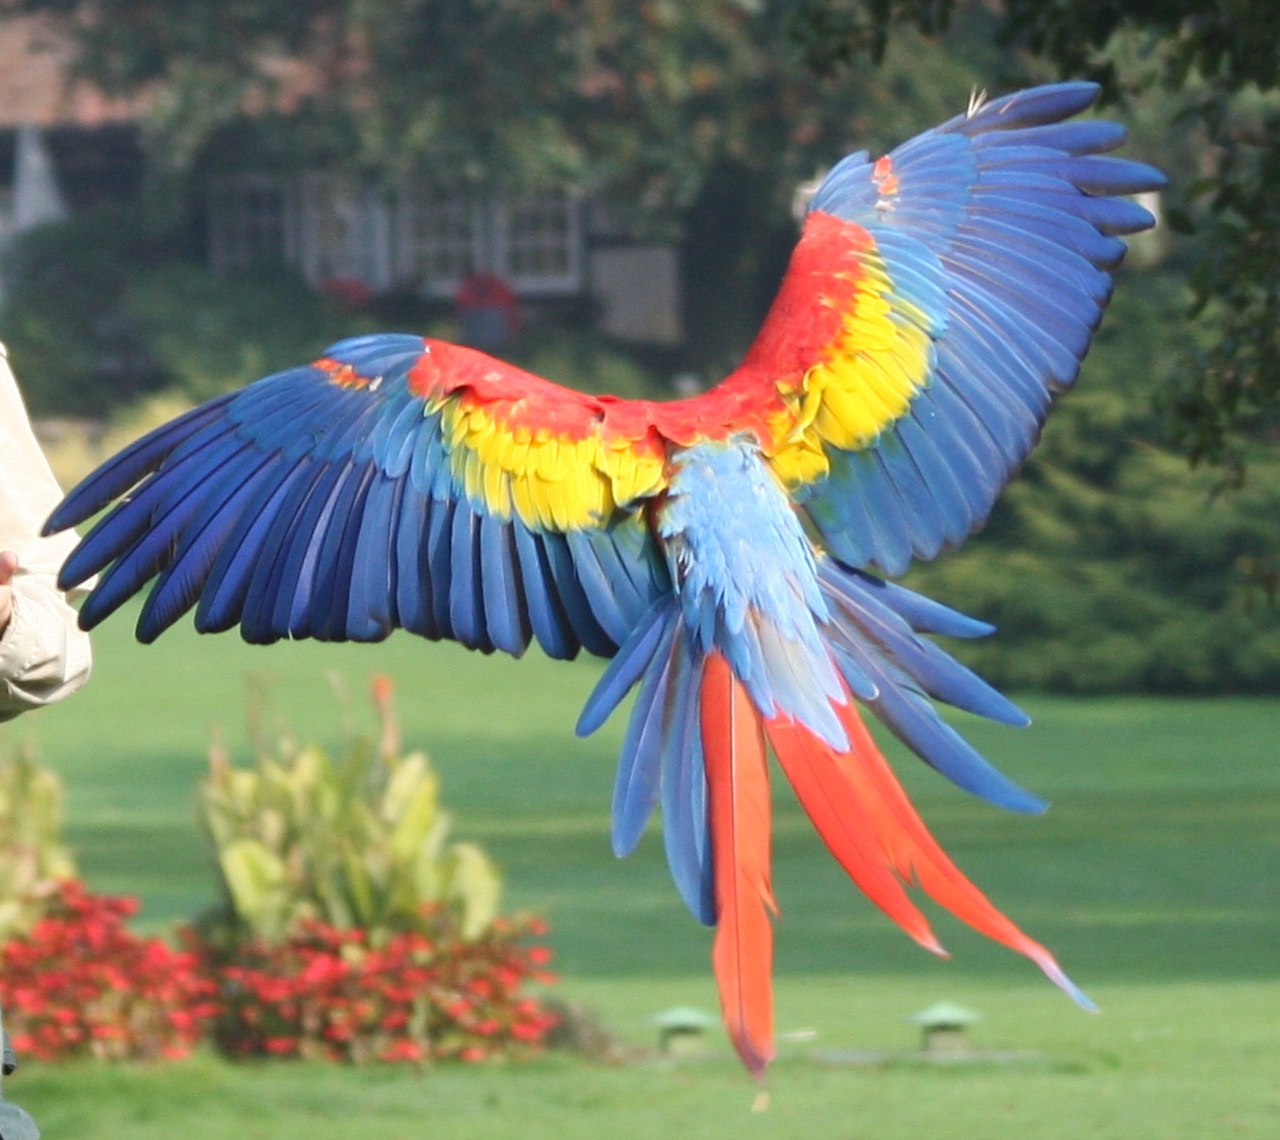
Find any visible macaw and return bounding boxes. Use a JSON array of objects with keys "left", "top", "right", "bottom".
[{"left": 46, "top": 82, "right": 1163, "bottom": 1079}]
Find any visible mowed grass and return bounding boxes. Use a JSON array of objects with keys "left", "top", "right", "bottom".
[{"left": 3, "top": 601, "right": 1278, "bottom": 1139}]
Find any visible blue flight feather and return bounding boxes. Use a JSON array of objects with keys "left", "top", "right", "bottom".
[
  {"left": 44, "top": 394, "right": 237, "bottom": 535},
  {"left": 511, "top": 523, "right": 577, "bottom": 660},
  {"left": 479, "top": 515, "right": 531, "bottom": 657},
  {"left": 539, "top": 531, "right": 615, "bottom": 657},
  {"left": 447, "top": 502, "right": 492, "bottom": 653},
  {"left": 393, "top": 486, "right": 438, "bottom": 638},
  {"left": 136, "top": 461, "right": 273, "bottom": 642}
]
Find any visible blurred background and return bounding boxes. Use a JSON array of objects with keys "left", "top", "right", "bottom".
[
  {"left": 0, "top": 3, "right": 1275, "bottom": 1137},
  {"left": 0, "top": 0, "right": 1276, "bottom": 692}
]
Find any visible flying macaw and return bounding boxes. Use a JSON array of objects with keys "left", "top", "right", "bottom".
[{"left": 46, "top": 82, "right": 1163, "bottom": 1079}]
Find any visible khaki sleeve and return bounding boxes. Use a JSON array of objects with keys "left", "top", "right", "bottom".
[{"left": 0, "top": 345, "right": 92, "bottom": 719}]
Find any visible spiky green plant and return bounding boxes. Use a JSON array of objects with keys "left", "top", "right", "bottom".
[
  {"left": 0, "top": 747, "right": 78, "bottom": 942},
  {"left": 197, "top": 676, "right": 500, "bottom": 946}
]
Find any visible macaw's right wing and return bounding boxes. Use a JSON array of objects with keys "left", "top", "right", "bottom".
[{"left": 45, "top": 334, "right": 673, "bottom": 656}]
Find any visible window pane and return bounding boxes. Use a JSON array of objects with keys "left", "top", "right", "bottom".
[
  {"left": 396, "top": 185, "right": 482, "bottom": 295},
  {"left": 499, "top": 192, "right": 582, "bottom": 291},
  {"left": 209, "top": 176, "right": 288, "bottom": 272}
]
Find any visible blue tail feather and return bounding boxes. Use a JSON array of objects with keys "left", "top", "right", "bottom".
[
  {"left": 610, "top": 618, "right": 681, "bottom": 857},
  {"left": 660, "top": 642, "right": 713, "bottom": 924},
  {"left": 818, "top": 559, "right": 1042, "bottom": 812},
  {"left": 577, "top": 598, "right": 671, "bottom": 737},
  {"left": 576, "top": 597, "right": 713, "bottom": 924}
]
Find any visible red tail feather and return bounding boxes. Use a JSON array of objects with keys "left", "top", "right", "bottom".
[
  {"left": 701, "top": 652, "right": 776, "bottom": 1079},
  {"left": 766, "top": 710, "right": 945, "bottom": 956},
  {"left": 771, "top": 691, "right": 1079, "bottom": 995}
]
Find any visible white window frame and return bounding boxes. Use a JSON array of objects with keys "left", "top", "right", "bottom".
[
  {"left": 297, "top": 172, "right": 396, "bottom": 289},
  {"left": 392, "top": 183, "right": 487, "bottom": 298},
  {"left": 492, "top": 190, "right": 584, "bottom": 294}
]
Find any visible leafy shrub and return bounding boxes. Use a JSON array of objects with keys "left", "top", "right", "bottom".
[
  {"left": 123, "top": 263, "right": 377, "bottom": 403},
  {"left": 0, "top": 880, "right": 219, "bottom": 1062},
  {"left": 0, "top": 205, "right": 166, "bottom": 415},
  {"left": 0, "top": 207, "right": 370, "bottom": 415},
  {"left": 196, "top": 676, "right": 501, "bottom": 949},
  {"left": 192, "top": 676, "right": 559, "bottom": 1064},
  {"left": 0, "top": 749, "right": 78, "bottom": 943},
  {"left": 196, "top": 911, "right": 557, "bottom": 1064}
]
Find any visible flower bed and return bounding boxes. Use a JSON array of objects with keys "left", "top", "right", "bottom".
[
  {"left": 0, "top": 880, "right": 218, "bottom": 1062},
  {"left": 0, "top": 882, "right": 558, "bottom": 1066},
  {"left": 195, "top": 910, "right": 558, "bottom": 1064}
]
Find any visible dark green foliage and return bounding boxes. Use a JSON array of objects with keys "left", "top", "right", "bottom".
[
  {"left": 0, "top": 209, "right": 369, "bottom": 414},
  {"left": 906, "top": 270, "right": 1280, "bottom": 693},
  {"left": 1165, "top": 99, "right": 1280, "bottom": 483},
  {"left": 122, "top": 264, "right": 376, "bottom": 403},
  {"left": 0, "top": 206, "right": 168, "bottom": 415}
]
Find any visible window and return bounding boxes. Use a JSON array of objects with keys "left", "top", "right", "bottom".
[
  {"left": 396, "top": 185, "right": 583, "bottom": 297},
  {"left": 208, "top": 176, "right": 293, "bottom": 273},
  {"left": 394, "top": 184, "right": 485, "bottom": 297},
  {"left": 495, "top": 192, "right": 583, "bottom": 292},
  {"left": 209, "top": 175, "right": 585, "bottom": 297},
  {"left": 297, "top": 173, "right": 394, "bottom": 288}
]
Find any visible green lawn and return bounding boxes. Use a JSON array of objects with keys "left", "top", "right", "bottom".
[{"left": 3, "top": 603, "right": 1278, "bottom": 1139}]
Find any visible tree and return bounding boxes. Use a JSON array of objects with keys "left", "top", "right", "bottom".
[
  {"left": 787, "top": 0, "right": 1280, "bottom": 481},
  {"left": 904, "top": 269, "right": 1280, "bottom": 693},
  {"left": 9, "top": 0, "right": 996, "bottom": 372},
  {"left": 10, "top": 2, "right": 956, "bottom": 205}
]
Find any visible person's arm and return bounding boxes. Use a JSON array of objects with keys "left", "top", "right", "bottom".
[{"left": 0, "top": 346, "right": 92, "bottom": 720}]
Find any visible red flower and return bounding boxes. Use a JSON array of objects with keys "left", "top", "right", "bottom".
[
  {"left": 189, "top": 910, "right": 559, "bottom": 1065},
  {"left": 0, "top": 880, "right": 219, "bottom": 1063}
]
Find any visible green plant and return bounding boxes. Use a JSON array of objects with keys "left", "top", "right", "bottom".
[
  {"left": 0, "top": 204, "right": 169, "bottom": 415},
  {"left": 0, "top": 207, "right": 370, "bottom": 415},
  {"left": 0, "top": 748, "right": 77, "bottom": 942},
  {"left": 196, "top": 676, "right": 501, "bottom": 947}
]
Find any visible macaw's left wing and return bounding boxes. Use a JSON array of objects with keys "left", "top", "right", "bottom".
[
  {"left": 45, "top": 334, "right": 672, "bottom": 655},
  {"left": 711, "top": 81, "right": 1166, "bottom": 576}
]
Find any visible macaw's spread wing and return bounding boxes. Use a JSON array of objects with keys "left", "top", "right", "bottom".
[
  {"left": 708, "top": 81, "right": 1165, "bottom": 575},
  {"left": 46, "top": 334, "right": 673, "bottom": 654},
  {"left": 48, "top": 83, "right": 1166, "bottom": 647}
]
